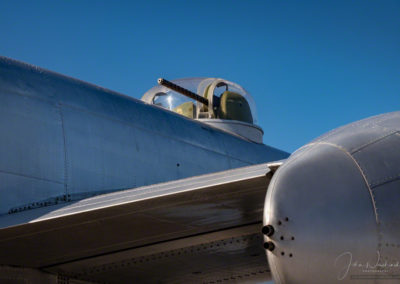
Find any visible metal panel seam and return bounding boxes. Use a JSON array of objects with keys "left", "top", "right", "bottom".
[
  {"left": 57, "top": 103, "right": 69, "bottom": 197},
  {"left": 0, "top": 169, "right": 64, "bottom": 185},
  {"left": 58, "top": 102, "right": 255, "bottom": 165},
  {"left": 308, "top": 142, "right": 380, "bottom": 225},
  {"left": 350, "top": 130, "right": 398, "bottom": 155}
]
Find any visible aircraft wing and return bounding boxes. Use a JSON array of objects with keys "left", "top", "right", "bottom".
[{"left": 0, "top": 161, "right": 283, "bottom": 283}]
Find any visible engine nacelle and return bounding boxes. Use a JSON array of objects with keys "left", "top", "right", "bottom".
[{"left": 263, "top": 111, "right": 400, "bottom": 283}]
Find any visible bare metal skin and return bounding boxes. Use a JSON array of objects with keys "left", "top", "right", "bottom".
[
  {"left": 0, "top": 56, "right": 287, "bottom": 283},
  {"left": 1, "top": 56, "right": 398, "bottom": 283},
  {"left": 0, "top": 56, "right": 287, "bottom": 215},
  {"left": 264, "top": 112, "right": 400, "bottom": 284}
]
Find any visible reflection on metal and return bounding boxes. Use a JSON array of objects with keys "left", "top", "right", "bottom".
[
  {"left": 0, "top": 163, "right": 277, "bottom": 283},
  {"left": 0, "top": 56, "right": 288, "bottom": 217},
  {"left": 0, "top": 57, "right": 290, "bottom": 283},
  {"left": 200, "top": 119, "right": 264, "bottom": 143},
  {"left": 264, "top": 111, "right": 400, "bottom": 284},
  {"left": 0, "top": 162, "right": 278, "bottom": 283},
  {"left": 5, "top": 56, "right": 399, "bottom": 284}
]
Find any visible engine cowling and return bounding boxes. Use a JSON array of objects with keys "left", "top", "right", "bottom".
[{"left": 263, "top": 111, "right": 400, "bottom": 284}]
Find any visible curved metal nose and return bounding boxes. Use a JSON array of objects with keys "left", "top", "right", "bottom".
[{"left": 263, "top": 143, "right": 379, "bottom": 284}]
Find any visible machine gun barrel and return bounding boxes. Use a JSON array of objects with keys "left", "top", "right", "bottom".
[{"left": 158, "top": 78, "right": 209, "bottom": 106}]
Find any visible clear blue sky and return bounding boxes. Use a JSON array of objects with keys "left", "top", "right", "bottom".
[{"left": 1, "top": 0, "right": 399, "bottom": 152}]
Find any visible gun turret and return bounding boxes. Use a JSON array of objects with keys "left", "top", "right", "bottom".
[{"left": 141, "top": 77, "right": 263, "bottom": 143}]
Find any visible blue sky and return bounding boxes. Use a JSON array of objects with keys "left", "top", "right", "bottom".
[{"left": 1, "top": 0, "right": 399, "bottom": 152}]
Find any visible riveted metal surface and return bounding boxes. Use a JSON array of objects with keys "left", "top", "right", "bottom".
[
  {"left": 46, "top": 224, "right": 271, "bottom": 284},
  {"left": 0, "top": 90, "right": 65, "bottom": 214},
  {"left": 0, "top": 163, "right": 274, "bottom": 268},
  {"left": 264, "top": 111, "right": 400, "bottom": 284},
  {"left": 0, "top": 56, "right": 289, "bottom": 282},
  {"left": 0, "top": 56, "right": 288, "bottom": 216}
]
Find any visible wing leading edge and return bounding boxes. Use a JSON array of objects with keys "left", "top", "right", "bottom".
[{"left": 0, "top": 162, "right": 283, "bottom": 283}]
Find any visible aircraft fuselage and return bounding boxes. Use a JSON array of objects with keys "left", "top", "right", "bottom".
[{"left": 0, "top": 57, "right": 288, "bottom": 216}]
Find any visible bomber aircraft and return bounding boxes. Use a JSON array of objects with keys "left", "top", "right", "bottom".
[{"left": 0, "top": 56, "right": 398, "bottom": 284}]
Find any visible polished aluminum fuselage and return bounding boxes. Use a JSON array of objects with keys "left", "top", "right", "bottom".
[
  {"left": 264, "top": 111, "right": 400, "bottom": 284},
  {"left": 0, "top": 57, "right": 288, "bottom": 216}
]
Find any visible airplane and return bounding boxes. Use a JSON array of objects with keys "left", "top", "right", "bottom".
[{"left": 0, "top": 56, "right": 398, "bottom": 284}]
